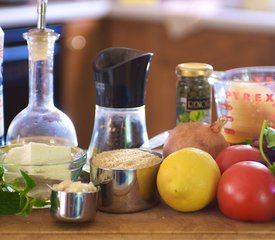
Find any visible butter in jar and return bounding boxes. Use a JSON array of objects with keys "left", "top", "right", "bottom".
[{"left": 175, "top": 63, "right": 213, "bottom": 124}]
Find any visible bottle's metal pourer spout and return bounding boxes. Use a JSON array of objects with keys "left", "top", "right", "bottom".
[{"left": 37, "top": 0, "right": 48, "bottom": 30}]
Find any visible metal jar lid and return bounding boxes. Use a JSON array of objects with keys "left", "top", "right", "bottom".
[{"left": 176, "top": 63, "right": 213, "bottom": 78}]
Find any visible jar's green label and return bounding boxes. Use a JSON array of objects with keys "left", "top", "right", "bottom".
[
  {"left": 187, "top": 98, "right": 210, "bottom": 110},
  {"left": 176, "top": 97, "right": 211, "bottom": 123}
]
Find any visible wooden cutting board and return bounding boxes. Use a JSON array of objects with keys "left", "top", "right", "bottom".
[{"left": 0, "top": 202, "right": 274, "bottom": 240}]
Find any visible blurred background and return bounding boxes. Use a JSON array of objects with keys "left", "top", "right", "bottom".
[{"left": 1, "top": 0, "right": 275, "bottom": 148}]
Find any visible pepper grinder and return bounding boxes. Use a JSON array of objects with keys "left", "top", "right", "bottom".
[{"left": 83, "top": 47, "right": 153, "bottom": 175}]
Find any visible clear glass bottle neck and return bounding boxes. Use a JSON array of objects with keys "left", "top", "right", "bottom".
[{"left": 28, "top": 57, "right": 54, "bottom": 108}]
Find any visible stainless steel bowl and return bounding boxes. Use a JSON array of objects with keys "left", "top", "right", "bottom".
[
  {"left": 90, "top": 151, "right": 162, "bottom": 213},
  {"left": 50, "top": 189, "right": 98, "bottom": 222}
]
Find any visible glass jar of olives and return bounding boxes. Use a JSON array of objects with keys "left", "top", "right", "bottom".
[{"left": 176, "top": 63, "right": 213, "bottom": 124}]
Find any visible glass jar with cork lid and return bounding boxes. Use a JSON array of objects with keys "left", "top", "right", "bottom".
[{"left": 176, "top": 62, "right": 213, "bottom": 124}]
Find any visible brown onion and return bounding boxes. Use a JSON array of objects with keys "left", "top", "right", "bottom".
[{"left": 163, "top": 118, "right": 229, "bottom": 158}]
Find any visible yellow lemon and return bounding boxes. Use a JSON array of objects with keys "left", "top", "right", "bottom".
[{"left": 157, "top": 147, "right": 221, "bottom": 212}]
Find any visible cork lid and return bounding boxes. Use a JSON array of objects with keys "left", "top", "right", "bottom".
[{"left": 23, "top": 28, "right": 59, "bottom": 61}]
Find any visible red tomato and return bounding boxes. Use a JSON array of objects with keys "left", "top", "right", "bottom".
[
  {"left": 217, "top": 161, "right": 275, "bottom": 222},
  {"left": 215, "top": 145, "right": 261, "bottom": 173}
]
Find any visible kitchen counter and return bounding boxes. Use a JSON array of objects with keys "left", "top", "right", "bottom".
[{"left": 1, "top": 202, "right": 274, "bottom": 239}]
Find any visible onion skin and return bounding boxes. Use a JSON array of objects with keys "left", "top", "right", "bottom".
[{"left": 163, "top": 120, "right": 229, "bottom": 158}]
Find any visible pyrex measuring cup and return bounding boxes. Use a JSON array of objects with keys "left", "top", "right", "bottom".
[{"left": 210, "top": 67, "right": 275, "bottom": 144}]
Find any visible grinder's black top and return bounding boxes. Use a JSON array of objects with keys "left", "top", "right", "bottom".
[{"left": 93, "top": 47, "right": 153, "bottom": 108}]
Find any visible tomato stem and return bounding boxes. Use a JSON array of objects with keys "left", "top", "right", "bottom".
[{"left": 259, "top": 120, "right": 272, "bottom": 169}]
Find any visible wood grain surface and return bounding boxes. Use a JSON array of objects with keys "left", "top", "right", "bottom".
[{"left": 1, "top": 202, "right": 274, "bottom": 240}]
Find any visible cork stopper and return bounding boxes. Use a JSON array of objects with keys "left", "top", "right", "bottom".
[{"left": 23, "top": 29, "right": 59, "bottom": 61}]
